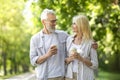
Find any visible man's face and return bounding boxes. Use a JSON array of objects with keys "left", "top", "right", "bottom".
[{"left": 45, "top": 14, "right": 57, "bottom": 33}]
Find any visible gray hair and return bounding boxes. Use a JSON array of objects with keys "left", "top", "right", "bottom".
[{"left": 40, "top": 8, "right": 55, "bottom": 20}]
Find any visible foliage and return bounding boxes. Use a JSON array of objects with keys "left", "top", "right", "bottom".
[
  {"left": 0, "top": 0, "right": 120, "bottom": 77},
  {"left": 29, "top": 0, "right": 120, "bottom": 72},
  {"left": 0, "top": 0, "right": 32, "bottom": 75}
]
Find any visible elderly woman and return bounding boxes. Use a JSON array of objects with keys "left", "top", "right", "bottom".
[{"left": 65, "top": 14, "right": 98, "bottom": 80}]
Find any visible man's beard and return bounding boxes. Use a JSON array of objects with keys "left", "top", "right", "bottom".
[{"left": 46, "top": 26, "right": 55, "bottom": 33}]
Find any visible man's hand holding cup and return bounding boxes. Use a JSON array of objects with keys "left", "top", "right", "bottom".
[{"left": 47, "top": 45, "right": 57, "bottom": 57}]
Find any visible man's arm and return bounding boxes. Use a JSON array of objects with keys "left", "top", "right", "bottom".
[{"left": 36, "top": 45, "right": 57, "bottom": 64}]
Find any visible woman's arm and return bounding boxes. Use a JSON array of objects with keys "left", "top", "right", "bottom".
[
  {"left": 65, "top": 56, "right": 74, "bottom": 64},
  {"left": 73, "top": 53, "right": 92, "bottom": 67},
  {"left": 78, "top": 56, "right": 92, "bottom": 67}
]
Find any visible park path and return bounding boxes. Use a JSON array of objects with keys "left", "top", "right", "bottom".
[{"left": 5, "top": 72, "right": 36, "bottom": 80}]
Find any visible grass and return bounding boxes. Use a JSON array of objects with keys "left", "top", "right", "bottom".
[{"left": 96, "top": 70, "right": 120, "bottom": 80}]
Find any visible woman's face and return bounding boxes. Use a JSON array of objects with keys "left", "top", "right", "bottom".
[
  {"left": 72, "top": 22, "right": 83, "bottom": 36},
  {"left": 72, "top": 23, "right": 78, "bottom": 33}
]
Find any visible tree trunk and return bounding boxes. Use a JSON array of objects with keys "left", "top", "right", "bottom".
[
  {"left": 115, "top": 51, "right": 120, "bottom": 72},
  {"left": 2, "top": 52, "right": 7, "bottom": 75}
]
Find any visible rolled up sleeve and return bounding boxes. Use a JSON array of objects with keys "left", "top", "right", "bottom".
[
  {"left": 30, "top": 38, "right": 39, "bottom": 66},
  {"left": 89, "top": 48, "right": 98, "bottom": 69}
]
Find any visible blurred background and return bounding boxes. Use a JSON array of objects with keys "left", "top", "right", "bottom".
[{"left": 0, "top": 0, "right": 120, "bottom": 80}]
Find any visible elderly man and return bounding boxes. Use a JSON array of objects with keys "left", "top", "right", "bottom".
[{"left": 30, "top": 9, "right": 68, "bottom": 80}]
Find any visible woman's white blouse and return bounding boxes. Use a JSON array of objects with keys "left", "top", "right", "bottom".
[{"left": 65, "top": 36, "right": 98, "bottom": 80}]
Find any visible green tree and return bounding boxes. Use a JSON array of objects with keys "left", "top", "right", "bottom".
[
  {"left": 0, "top": 0, "right": 120, "bottom": 77},
  {"left": 28, "top": 0, "right": 120, "bottom": 72},
  {"left": 0, "top": 0, "right": 31, "bottom": 75}
]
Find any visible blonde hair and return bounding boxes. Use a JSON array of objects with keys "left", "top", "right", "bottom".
[{"left": 72, "top": 14, "right": 93, "bottom": 41}]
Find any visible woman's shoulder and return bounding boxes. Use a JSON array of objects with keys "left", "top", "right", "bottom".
[
  {"left": 67, "top": 35, "right": 74, "bottom": 41},
  {"left": 83, "top": 40, "right": 93, "bottom": 47}
]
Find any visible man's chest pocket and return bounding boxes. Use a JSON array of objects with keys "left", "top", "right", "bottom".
[{"left": 36, "top": 45, "right": 45, "bottom": 56}]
